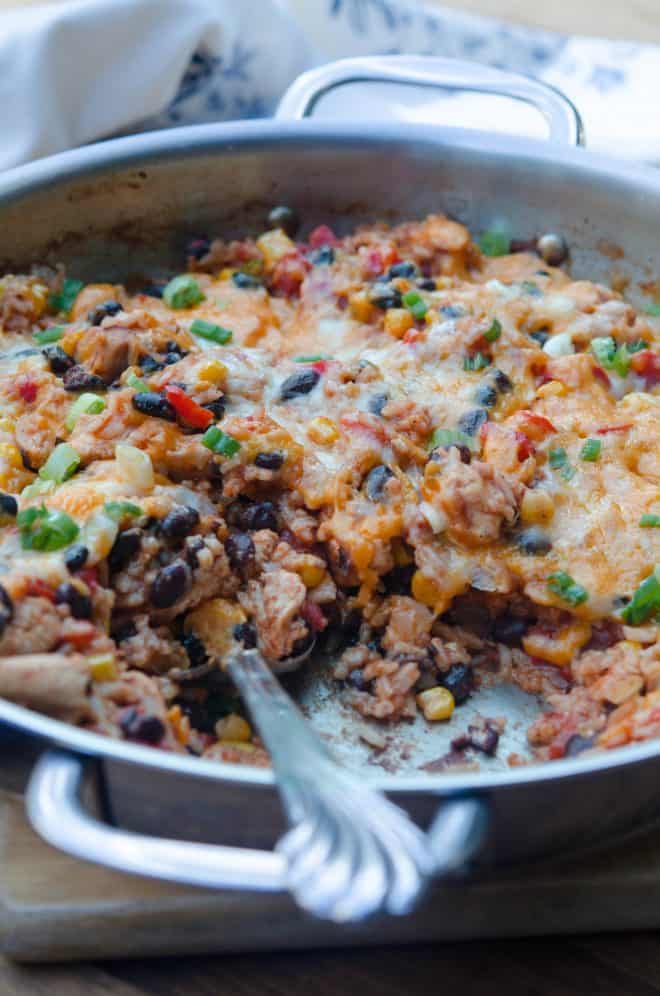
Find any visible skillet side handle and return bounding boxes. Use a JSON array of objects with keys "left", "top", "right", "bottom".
[
  {"left": 25, "top": 750, "right": 489, "bottom": 904},
  {"left": 276, "top": 55, "right": 584, "bottom": 147},
  {"left": 26, "top": 750, "right": 287, "bottom": 892}
]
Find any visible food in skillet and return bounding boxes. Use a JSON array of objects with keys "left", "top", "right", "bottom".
[{"left": 0, "top": 210, "right": 657, "bottom": 768}]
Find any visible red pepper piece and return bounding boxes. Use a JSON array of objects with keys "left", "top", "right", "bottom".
[
  {"left": 301, "top": 599, "right": 327, "bottom": 632},
  {"left": 308, "top": 224, "right": 340, "bottom": 249},
  {"left": 18, "top": 377, "right": 37, "bottom": 403},
  {"left": 631, "top": 349, "right": 660, "bottom": 386},
  {"left": 596, "top": 423, "right": 633, "bottom": 435},
  {"left": 164, "top": 385, "right": 213, "bottom": 430},
  {"left": 26, "top": 579, "right": 55, "bottom": 601}
]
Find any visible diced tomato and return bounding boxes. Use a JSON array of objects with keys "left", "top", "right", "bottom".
[
  {"left": 17, "top": 377, "right": 37, "bottom": 403},
  {"left": 631, "top": 349, "right": 660, "bottom": 386},
  {"left": 514, "top": 430, "right": 535, "bottom": 461},
  {"left": 340, "top": 414, "right": 388, "bottom": 444},
  {"left": 512, "top": 410, "right": 557, "bottom": 441},
  {"left": 164, "top": 384, "right": 213, "bottom": 430},
  {"left": 78, "top": 567, "right": 99, "bottom": 590},
  {"left": 271, "top": 251, "right": 311, "bottom": 298},
  {"left": 301, "top": 599, "right": 327, "bottom": 632},
  {"left": 592, "top": 365, "right": 611, "bottom": 388},
  {"left": 403, "top": 327, "right": 425, "bottom": 345},
  {"left": 26, "top": 579, "right": 55, "bottom": 601},
  {"left": 365, "top": 250, "right": 384, "bottom": 278},
  {"left": 62, "top": 622, "right": 96, "bottom": 650},
  {"left": 308, "top": 225, "right": 340, "bottom": 249},
  {"left": 596, "top": 423, "right": 632, "bottom": 435},
  {"left": 311, "top": 360, "right": 328, "bottom": 375}
]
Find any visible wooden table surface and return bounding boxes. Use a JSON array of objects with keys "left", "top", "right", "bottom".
[{"left": 1, "top": 0, "right": 660, "bottom": 992}]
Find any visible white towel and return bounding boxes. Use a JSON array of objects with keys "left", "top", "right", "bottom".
[{"left": 0, "top": 0, "right": 656, "bottom": 170}]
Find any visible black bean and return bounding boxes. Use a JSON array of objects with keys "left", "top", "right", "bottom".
[
  {"left": 537, "top": 232, "right": 568, "bottom": 266},
  {"left": 383, "top": 564, "right": 414, "bottom": 595},
  {"left": 452, "top": 723, "right": 499, "bottom": 756},
  {"left": 309, "top": 245, "right": 335, "bottom": 266},
  {"left": 43, "top": 344, "right": 75, "bottom": 374},
  {"left": 457, "top": 408, "right": 488, "bottom": 436},
  {"left": 184, "top": 535, "right": 205, "bottom": 569},
  {"left": 418, "top": 278, "right": 437, "bottom": 291},
  {"left": 159, "top": 505, "right": 200, "bottom": 539},
  {"left": 204, "top": 397, "right": 226, "bottom": 420},
  {"left": 368, "top": 392, "right": 389, "bottom": 416},
  {"left": 64, "top": 543, "right": 88, "bottom": 572},
  {"left": 364, "top": 464, "right": 393, "bottom": 502},
  {"left": 233, "top": 621, "right": 257, "bottom": 648},
  {"left": 230, "top": 500, "right": 278, "bottom": 533},
  {"left": 150, "top": 560, "right": 191, "bottom": 609},
  {"left": 232, "top": 271, "right": 262, "bottom": 289},
  {"left": 267, "top": 205, "right": 300, "bottom": 237},
  {"left": 87, "top": 300, "right": 122, "bottom": 325},
  {"left": 132, "top": 392, "right": 176, "bottom": 421},
  {"left": 139, "top": 354, "right": 165, "bottom": 374},
  {"left": 164, "top": 351, "right": 186, "bottom": 366},
  {"left": 493, "top": 614, "right": 529, "bottom": 646},
  {"left": 440, "top": 304, "right": 464, "bottom": 318},
  {"left": 439, "top": 663, "right": 474, "bottom": 705},
  {"left": 181, "top": 631, "right": 208, "bottom": 668},
  {"left": 388, "top": 261, "right": 418, "bottom": 279},
  {"left": 62, "top": 365, "right": 106, "bottom": 392},
  {"left": 225, "top": 532, "right": 255, "bottom": 573},
  {"left": 0, "top": 584, "right": 13, "bottom": 636},
  {"left": 530, "top": 329, "right": 549, "bottom": 347},
  {"left": 564, "top": 733, "right": 596, "bottom": 758},
  {"left": 493, "top": 369, "right": 513, "bottom": 393},
  {"left": 111, "top": 619, "right": 137, "bottom": 642},
  {"left": 369, "top": 284, "right": 402, "bottom": 310},
  {"left": 430, "top": 442, "right": 472, "bottom": 464},
  {"left": 517, "top": 527, "right": 553, "bottom": 556},
  {"left": 186, "top": 237, "right": 211, "bottom": 260},
  {"left": 0, "top": 493, "right": 17, "bottom": 518},
  {"left": 475, "top": 385, "right": 497, "bottom": 408},
  {"left": 254, "top": 451, "right": 284, "bottom": 470},
  {"left": 346, "top": 669, "right": 371, "bottom": 691},
  {"left": 54, "top": 582, "right": 92, "bottom": 620},
  {"left": 120, "top": 709, "right": 166, "bottom": 744},
  {"left": 141, "top": 283, "right": 165, "bottom": 299},
  {"left": 279, "top": 368, "right": 320, "bottom": 401},
  {"left": 108, "top": 528, "right": 141, "bottom": 573}
]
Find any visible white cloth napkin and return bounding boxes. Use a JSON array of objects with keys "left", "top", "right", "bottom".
[{"left": 0, "top": 0, "right": 657, "bottom": 171}]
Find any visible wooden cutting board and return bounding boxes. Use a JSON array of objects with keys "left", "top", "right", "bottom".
[{"left": 2, "top": 789, "right": 660, "bottom": 963}]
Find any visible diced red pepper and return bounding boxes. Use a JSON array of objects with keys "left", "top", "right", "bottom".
[
  {"left": 311, "top": 360, "right": 328, "bottom": 375},
  {"left": 78, "top": 566, "right": 99, "bottom": 590},
  {"left": 514, "top": 430, "right": 535, "bottom": 461},
  {"left": 340, "top": 414, "right": 388, "bottom": 444},
  {"left": 308, "top": 225, "right": 340, "bottom": 249},
  {"left": 631, "top": 349, "right": 660, "bottom": 386},
  {"left": 301, "top": 599, "right": 327, "bottom": 632},
  {"left": 596, "top": 423, "right": 632, "bottom": 435},
  {"left": 271, "top": 251, "right": 311, "bottom": 298},
  {"left": 592, "top": 365, "right": 611, "bottom": 388},
  {"left": 62, "top": 621, "right": 96, "bottom": 650},
  {"left": 365, "top": 250, "right": 384, "bottom": 278},
  {"left": 512, "top": 410, "right": 557, "bottom": 441},
  {"left": 18, "top": 377, "right": 37, "bottom": 403},
  {"left": 26, "top": 579, "right": 55, "bottom": 601},
  {"left": 164, "top": 384, "right": 213, "bottom": 430},
  {"left": 403, "top": 327, "right": 426, "bottom": 345}
]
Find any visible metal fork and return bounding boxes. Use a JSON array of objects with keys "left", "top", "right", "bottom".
[{"left": 226, "top": 648, "right": 434, "bottom": 922}]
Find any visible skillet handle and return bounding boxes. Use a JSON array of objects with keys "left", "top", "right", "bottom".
[
  {"left": 25, "top": 749, "right": 488, "bottom": 903},
  {"left": 276, "top": 55, "right": 584, "bottom": 147}
]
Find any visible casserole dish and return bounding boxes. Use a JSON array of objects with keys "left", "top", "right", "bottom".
[{"left": 0, "top": 56, "right": 658, "bottom": 898}]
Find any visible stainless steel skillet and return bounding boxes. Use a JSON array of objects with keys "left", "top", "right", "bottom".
[{"left": 0, "top": 56, "right": 658, "bottom": 906}]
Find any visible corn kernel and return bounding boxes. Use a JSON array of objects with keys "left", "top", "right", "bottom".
[
  {"left": 411, "top": 570, "right": 442, "bottom": 609},
  {"left": 197, "top": 359, "right": 228, "bottom": 386},
  {"left": 215, "top": 713, "right": 252, "bottom": 743},
  {"left": 308, "top": 416, "right": 339, "bottom": 446},
  {"left": 219, "top": 267, "right": 235, "bottom": 280},
  {"left": 185, "top": 598, "right": 246, "bottom": 662},
  {"left": 349, "top": 290, "right": 374, "bottom": 324},
  {"left": 88, "top": 654, "right": 118, "bottom": 682},
  {"left": 0, "top": 418, "right": 15, "bottom": 434},
  {"left": 257, "top": 229, "right": 295, "bottom": 268},
  {"left": 299, "top": 562, "right": 325, "bottom": 588},
  {"left": 383, "top": 308, "right": 414, "bottom": 338},
  {"left": 417, "top": 686, "right": 455, "bottom": 722},
  {"left": 167, "top": 704, "right": 191, "bottom": 745},
  {"left": 536, "top": 380, "right": 566, "bottom": 398},
  {"left": 520, "top": 488, "right": 555, "bottom": 526},
  {"left": 0, "top": 443, "right": 22, "bottom": 469}
]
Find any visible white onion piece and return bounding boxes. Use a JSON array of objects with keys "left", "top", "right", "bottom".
[
  {"left": 543, "top": 332, "right": 574, "bottom": 358},
  {"left": 115, "top": 443, "right": 154, "bottom": 494}
]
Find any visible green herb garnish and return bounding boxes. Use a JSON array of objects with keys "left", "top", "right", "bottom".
[
  {"left": 483, "top": 318, "right": 502, "bottom": 343},
  {"left": 38, "top": 443, "right": 80, "bottom": 484},
  {"left": 125, "top": 371, "right": 149, "bottom": 391},
  {"left": 294, "top": 354, "right": 329, "bottom": 363},
  {"left": 479, "top": 231, "right": 510, "bottom": 257},
  {"left": 640, "top": 514, "right": 660, "bottom": 528},
  {"left": 17, "top": 505, "right": 79, "bottom": 552},
  {"left": 201, "top": 425, "right": 241, "bottom": 457},
  {"left": 34, "top": 326, "right": 65, "bottom": 345},
  {"left": 65, "top": 392, "right": 105, "bottom": 431},
  {"left": 162, "top": 275, "right": 205, "bottom": 310},
  {"left": 103, "top": 501, "right": 143, "bottom": 522},
  {"left": 402, "top": 290, "right": 428, "bottom": 320},
  {"left": 427, "top": 428, "right": 479, "bottom": 453},
  {"left": 547, "top": 571, "right": 589, "bottom": 606},
  {"left": 463, "top": 352, "right": 491, "bottom": 372},
  {"left": 49, "top": 279, "right": 84, "bottom": 317},
  {"left": 190, "top": 319, "right": 232, "bottom": 345},
  {"left": 620, "top": 567, "right": 660, "bottom": 625},
  {"left": 580, "top": 439, "right": 601, "bottom": 462}
]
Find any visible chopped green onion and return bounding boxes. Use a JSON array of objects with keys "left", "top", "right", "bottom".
[
  {"left": 479, "top": 231, "right": 510, "bottom": 257},
  {"left": 547, "top": 571, "right": 589, "bottom": 606},
  {"left": 580, "top": 439, "right": 601, "bottom": 462},
  {"left": 125, "top": 371, "right": 149, "bottom": 391},
  {"left": 201, "top": 425, "right": 241, "bottom": 457},
  {"left": 612, "top": 344, "right": 633, "bottom": 378},
  {"left": 645, "top": 304, "right": 660, "bottom": 316},
  {"left": 49, "top": 279, "right": 84, "bottom": 317},
  {"left": 39, "top": 443, "right": 80, "bottom": 484},
  {"left": 162, "top": 275, "right": 205, "bottom": 310},
  {"left": 590, "top": 336, "right": 617, "bottom": 367},
  {"left": 548, "top": 446, "right": 575, "bottom": 480},
  {"left": 483, "top": 318, "right": 502, "bottom": 343},
  {"left": 620, "top": 566, "right": 660, "bottom": 625},
  {"left": 65, "top": 392, "right": 106, "bottom": 431},
  {"left": 428, "top": 428, "right": 478, "bottom": 453},
  {"left": 294, "top": 354, "right": 329, "bottom": 363},
  {"left": 21, "top": 479, "right": 55, "bottom": 500},
  {"left": 402, "top": 290, "right": 427, "bottom": 320},
  {"left": 103, "top": 501, "right": 143, "bottom": 522},
  {"left": 190, "top": 319, "right": 232, "bottom": 345},
  {"left": 640, "top": 514, "right": 660, "bottom": 528},
  {"left": 17, "top": 505, "right": 79, "bottom": 552},
  {"left": 628, "top": 339, "right": 648, "bottom": 353},
  {"left": 463, "top": 352, "right": 491, "bottom": 372},
  {"left": 34, "top": 326, "right": 65, "bottom": 345}
]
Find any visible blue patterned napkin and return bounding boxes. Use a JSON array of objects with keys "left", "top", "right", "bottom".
[{"left": 0, "top": 0, "right": 656, "bottom": 170}]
